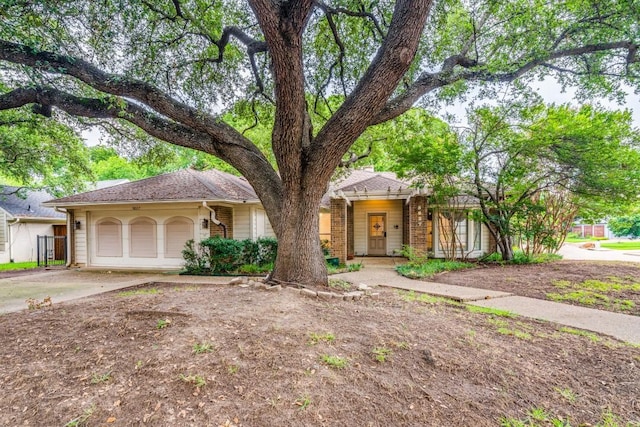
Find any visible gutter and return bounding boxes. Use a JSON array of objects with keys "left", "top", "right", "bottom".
[
  {"left": 202, "top": 202, "right": 227, "bottom": 238},
  {"left": 7, "top": 217, "right": 19, "bottom": 262}
]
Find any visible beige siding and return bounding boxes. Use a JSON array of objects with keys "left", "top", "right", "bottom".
[
  {"left": 233, "top": 205, "right": 252, "bottom": 240},
  {"left": 0, "top": 210, "right": 6, "bottom": 253},
  {"left": 75, "top": 211, "right": 88, "bottom": 264},
  {"left": 353, "top": 200, "right": 404, "bottom": 256}
]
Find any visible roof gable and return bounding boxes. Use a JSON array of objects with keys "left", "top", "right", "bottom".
[
  {"left": 46, "top": 169, "right": 258, "bottom": 206},
  {"left": 0, "top": 187, "right": 65, "bottom": 219}
]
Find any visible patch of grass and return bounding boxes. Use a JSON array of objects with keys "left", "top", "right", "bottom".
[
  {"left": 497, "top": 327, "right": 532, "bottom": 340},
  {"left": 117, "top": 287, "right": 161, "bottom": 297},
  {"left": 559, "top": 327, "right": 601, "bottom": 343},
  {"left": 372, "top": 347, "right": 392, "bottom": 363},
  {"left": 601, "top": 241, "right": 640, "bottom": 250},
  {"left": 399, "top": 290, "right": 462, "bottom": 306},
  {"left": 173, "top": 285, "right": 200, "bottom": 292},
  {"left": 294, "top": 395, "right": 312, "bottom": 410},
  {"left": 501, "top": 407, "right": 629, "bottom": 427},
  {"left": 64, "top": 404, "right": 96, "bottom": 427},
  {"left": 227, "top": 364, "right": 239, "bottom": 374},
  {"left": 308, "top": 332, "right": 335, "bottom": 345},
  {"left": 192, "top": 342, "right": 213, "bottom": 354},
  {"left": 547, "top": 290, "right": 610, "bottom": 306},
  {"left": 396, "top": 259, "right": 473, "bottom": 279},
  {"left": 90, "top": 371, "right": 112, "bottom": 384},
  {"left": 320, "top": 354, "right": 348, "bottom": 369},
  {"left": 466, "top": 305, "right": 516, "bottom": 318},
  {"left": 554, "top": 387, "right": 577, "bottom": 403},
  {"left": 328, "top": 278, "right": 352, "bottom": 291},
  {"left": 548, "top": 279, "right": 639, "bottom": 311},
  {"left": 347, "top": 262, "right": 363, "bottom": 272},
  {"left": 179, "top": 373, "right": 206, "bottom": 388},
  {"left": 156, "top": 318, "right": 171, "bottom": 329},
  {"left": 0, "top": 261, "right": 38, "bottom": 271}
]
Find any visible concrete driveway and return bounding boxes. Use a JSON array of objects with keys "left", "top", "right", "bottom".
[
  {"left": 559, "top": 242, "right": 640, "bottom": 262},
  {"left": 0, "top": 269, "right": 228, "bottom": 314}
]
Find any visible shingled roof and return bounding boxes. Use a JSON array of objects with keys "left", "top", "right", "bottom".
[
  {"left": 0, "top": 187, "right": 65, "bottom": 219},
  {"left": 45, "top": 169, "right": 258, "bottom": 206}
]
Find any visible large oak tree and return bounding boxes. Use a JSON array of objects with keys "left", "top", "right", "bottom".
[{"left": 0, "top": 0, "right": 637, "bottom": 285}]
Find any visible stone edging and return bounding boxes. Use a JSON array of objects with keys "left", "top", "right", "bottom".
[{"left": 226, "top": 276, "right": 380, "bottom": 301}]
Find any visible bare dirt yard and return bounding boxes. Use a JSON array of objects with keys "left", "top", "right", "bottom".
[
  {"left": 436, "top": 260, "right": 640, "bottom": 316},
  {"left": 1, "top": 264, "right": 639, "bottom": 426}
]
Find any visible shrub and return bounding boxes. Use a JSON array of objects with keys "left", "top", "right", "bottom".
[
  {"left": 200, "top": 236, "right": 245, "bottom": 273},
  {"left": 257, "top": 236, "right": 278, "bottom": 265},
  {"left": 182, "top": 240, "right": 206, "bottom": 274},
  {"left": 242, "top": 239, "right": 261, "bottom": 265}
]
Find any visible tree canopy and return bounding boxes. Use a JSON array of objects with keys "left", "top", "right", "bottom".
[
  {"left": 0, "top": 107, "right": 92, "bottom": 196},
  {"left": 0, "top": 1, "right": 638, "bottom": 285}
]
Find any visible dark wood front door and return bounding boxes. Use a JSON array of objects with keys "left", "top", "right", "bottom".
[
  {"left": 368, "top": 213, "right": 386, "bottom": 255},
  {"left": 52, "top": 224, "right": 67, "bottom": 261}
]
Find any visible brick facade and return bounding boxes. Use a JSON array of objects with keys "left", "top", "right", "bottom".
[
  {"left": 209, "top": 206, "right": 233, "bottom": 239},
  {"left": 330, "top": 199, "right": 347, "bottom": 264},
  {"left": 408, "top": 196, "right": 428, "bottom": 254}
]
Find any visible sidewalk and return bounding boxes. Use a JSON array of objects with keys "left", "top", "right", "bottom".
[{"left": 335, "top": 261, "right": 640, "bottom": 345}]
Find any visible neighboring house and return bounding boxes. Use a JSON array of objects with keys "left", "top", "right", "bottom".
[
  {"left": 571, "top": 222, "right": 613, "bottom": 239},
  {"left": 0, "top": 187, "right": 67, "bottom": 263},
  {"left": 324, "top": 168, "right": 494, "bottom": 263},
  {"left": 43, "top": 169, "right": 274, "bottom": 270}
]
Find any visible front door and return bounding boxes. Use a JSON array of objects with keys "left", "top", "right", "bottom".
[{"left": 368, "top": 213, "right": 386, "bottom": 256}]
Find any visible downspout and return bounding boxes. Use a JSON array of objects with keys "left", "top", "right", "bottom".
[
  {"left": 54, "top": 207, "right": 72, "bottom": 267},
  {"left": 202, "top": 202, "right": 227, "bottom": 238},
  {"left": 7, "top": 217, "right": 19, "bottom": 262}
]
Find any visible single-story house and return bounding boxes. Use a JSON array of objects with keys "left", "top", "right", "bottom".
[
  {"left": 323, "top": 168, "right": 494, "bottom": 262},
  {"left": 44, "top": 167, "right": 494, "bottom": 269},
  {"left": 43, "top": 169, "right": 274, "bottom": 270},
  {"left": 0, "top": 187, "right": 67, "bottom": 263}
]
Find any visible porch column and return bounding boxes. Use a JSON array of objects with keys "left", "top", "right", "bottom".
[
  {"left": 330, "top": 198, "right": 347, "bottom": 264},
  {"left": 409, "top": 196, "right": 428, "bottom": 254}
]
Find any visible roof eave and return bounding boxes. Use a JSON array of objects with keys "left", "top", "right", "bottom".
[{"left": 42, "top": 198, "right": 262, "bottom": 208}]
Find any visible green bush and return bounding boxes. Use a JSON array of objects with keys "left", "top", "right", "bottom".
[
  {"left": 257, "top": 237, "right": 278, "bottom": 265},
  {"left": 200, "top": 237, "right": 245, "bottom": 273},
  {"left": 183, "top": 237, "right": 278, "bottom": 274}
]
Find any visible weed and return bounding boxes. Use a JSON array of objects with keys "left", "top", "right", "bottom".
[
  {"left": 308, "top": 332, "right": 335, "bottom": 345},
  {"left": 173, "top": 285, "right": 200, "bottom": 292},
  {"left": 179, "top": 373, "right": 206, "bottom": 388},
  {"left": 528, "top": 407, "right": 551, "bottom": 422},
  {"left": 192, "top": 342, "right": 213, "bottom": 354},
  {"left": 117, "top": 288, "right": 161, "bottom": 297},
  {"left": 227, "top": 364, "right": 239, "bottom": 374},
  {"left": 467, "top": 305, "right": 516, "bottom": 318},
  {"left": 64, "top": 404, "right": 96, "bottom": 427},
  {"left": 497, "top": 327, "right": 532, "bottom": 340},
  {"left": 347, "top": 262, "right": 363, "bottom": 272},
  {"left": 156, "top": 318, "right": 171, "bottom": 329},
  {"left": 320, "top": 354, "right": 348, "bottom": 369},
  {"left": 328, "top": 279, "right": 352, "bottom": 291},
  {"left": 554, "top": 387, "right": 577, "bottom": 403},
  {"left": 372, "top": 347, "right": 392, "bottom": 363},
  {"left": 26, "top": 296, "right": 52, "bottom": 310},
  {"left": 90, "top": 372, "right": 111, "bottom": 384},
  {"left": 559, "top": 327, "right": 601, "bottom": 343},
  {"left": 294, "top": 395, "right": 312, "bottom": 410},
  {"left": 392, "top": 341, "right": 411, "bottom": 350},
  {"left": 399, "top": 290, "right": 462, "bottom": 306},
  {"left": 396, "top": 259, "right": 473, "bottom": 279},
  {"left": 135, "top": 360, "right": 143, "bottom": 369}
]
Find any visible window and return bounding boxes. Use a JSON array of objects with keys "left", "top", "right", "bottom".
[
  {"left": 438, "top": 211, "right": 467, "bottom": 252},
  {"left": 96, "top": 218, "right": 122, "bottom": 257},
  {"left": 130, "top": 217, "right": 157, "bottom": 258},
  {"left": 472, "top": 219, "right": 482, "bottom": 251},
  {"left": 165, "top": 217, "right": 193, "bottom": 258}
]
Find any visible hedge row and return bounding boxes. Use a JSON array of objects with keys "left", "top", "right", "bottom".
[{"left": 182, "top": 236, "right": 277, "bottom": 274}]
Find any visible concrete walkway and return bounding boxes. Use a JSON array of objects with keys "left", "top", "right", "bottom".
[
  {"left": 335, "top": 258, "right": 640, "bottom": 344},
  {"left": 0, "top": 269, "right": 228, "bottom": 314}
]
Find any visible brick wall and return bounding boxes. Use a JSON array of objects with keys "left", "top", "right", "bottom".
[
  {"left": 408, "top": 196, "right": 428, "bottom": 254},
  {"left": 209, "top": 206, "right": 234, "bottom": 239},
  {"left": 330, "top": 199, "right": 347, "bottom": 263}
]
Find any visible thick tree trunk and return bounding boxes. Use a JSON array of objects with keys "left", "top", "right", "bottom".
[{"left": 268, "top": 187, "right": 327, "bottom": 287}]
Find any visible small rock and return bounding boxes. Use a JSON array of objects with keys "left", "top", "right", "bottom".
[
  {"left": 247, "top": 280, "right": 256, "bottom": 287},
  {"left": 300, "top": 289, "right": 317, "bottom": 298},
  {"left": 238, "top": 284, "right": 250, "bottom": 288},
  {"left": 227, "top": 277, "right": 244, "bottom": 285},
  {"left": 317, "top": 291, "right": 333, "bottom": 300},
  {"left": 343, "top": 294, "right": 354, "bottom": 301},
  {"left": 346, "top": 291, "right": 364, "bottom": 300},
  {"left": 284, "top": 286, "right": 301, "bottom": 294},
  {"left": 357, "top": 284, "right": 371, "bottom": 291},
  {"left": 254, "top": 283, "right": 268, "bottom": 290},
  {"left": 369, "top": 292, "right": 380, "bottom": 299},
  {"left": 422, "top": 349, "right": 436, "bottom": 365},
  {"left": 266, "top": 284, "right": 282, "bottom": 292}
]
